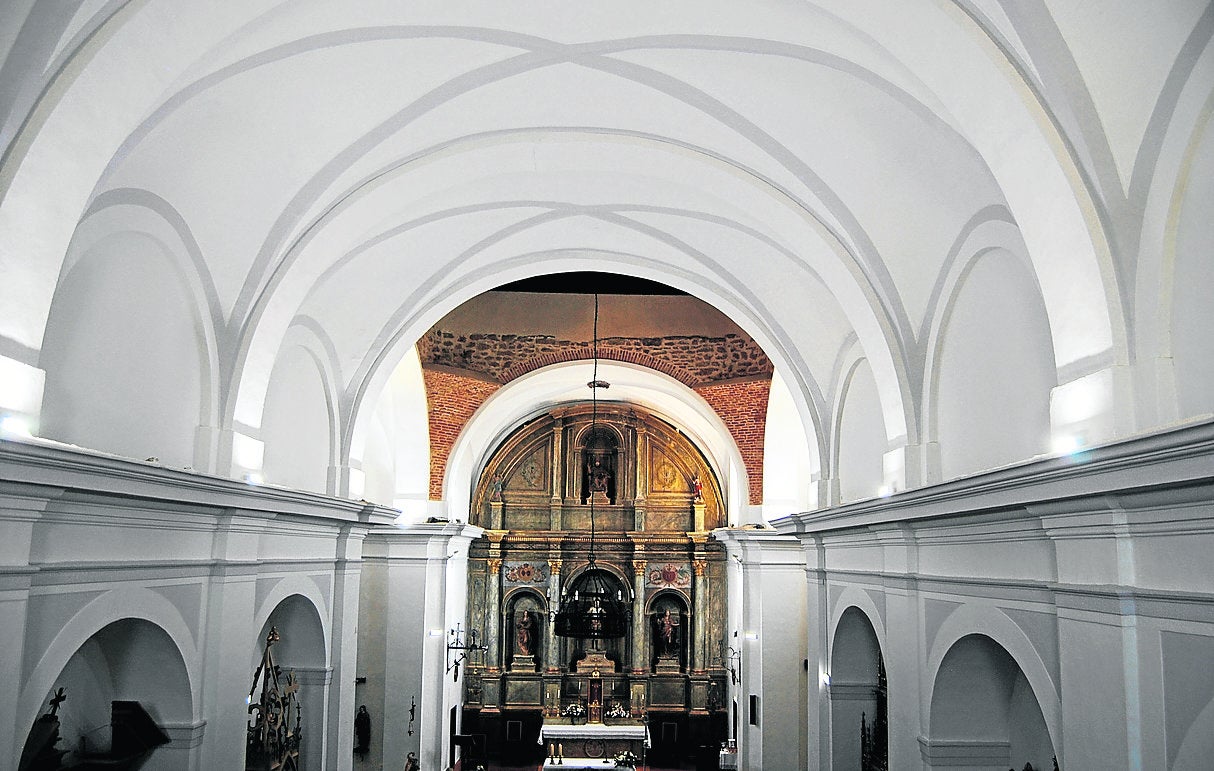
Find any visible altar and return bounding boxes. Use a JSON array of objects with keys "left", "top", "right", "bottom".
[{"left": 538, "top": 723, "right": 647, "bottom": 764}]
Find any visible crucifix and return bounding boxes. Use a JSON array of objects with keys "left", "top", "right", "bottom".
[{"left": 48, "top": 688, "right": 66, "bottom": 717}]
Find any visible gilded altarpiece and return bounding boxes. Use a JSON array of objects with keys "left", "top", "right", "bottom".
[{"left": 461, "top": 403, "right": 729, "bottom": 766}]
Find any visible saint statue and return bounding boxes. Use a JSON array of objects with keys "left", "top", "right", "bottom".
[
  {"left": 587, "top": 458, "right": 611, "bottom": 494},
  {"left": 354, "top": 705, "right": 371, "bottom": 758},
  {"left": 653, "top": 608, "right": 679, "bottom": 658},
  {"left": 516, "top": 609, "right": 536, "bottom": 656}
]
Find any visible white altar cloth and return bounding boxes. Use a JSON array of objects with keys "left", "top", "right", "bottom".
[
  {"left": 541, "top": 760, "right": 618, "bottom": 769},
  {"left": 539, "top": 723, "right": 647, "bottom": 742}
]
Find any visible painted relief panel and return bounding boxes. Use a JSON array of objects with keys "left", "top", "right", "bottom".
[
  {"left": 649, "top": 449, "right": 685, "bottom": 493},
  {"left": 647, "top": 562, "right": 692, "bottom": 590},
  {"left": 509, "top": 448, "right": 548, "bottom": 492},
  {"left": 503, "top": 560, "right": 550, "bottom": 586}
]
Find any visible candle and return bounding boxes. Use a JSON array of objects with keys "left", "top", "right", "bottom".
[
  {"left": 558, "top": 742, "right": 563, "bottom": 758},
  {"left": 549, "top": 742, "right": 555, "bottom": 761}
]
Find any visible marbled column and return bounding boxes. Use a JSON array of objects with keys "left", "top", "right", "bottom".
[
  {"left": 486, "top": 557, "right": 502, "bottom": 671},
  {"left": 692, "top": 559, "right": 708, "bottom": 672},
  {"left": 546, "top": 559, "right": 562, "bottom": 672},
  {"left": 634, "top": 428, "right": 648, "bottom": 530},
  {"left": 550, "top": 420, "right": 564, "bottom": 529},
  {"left": 631, "top": 557, "right": 647, "bottom": 673}
]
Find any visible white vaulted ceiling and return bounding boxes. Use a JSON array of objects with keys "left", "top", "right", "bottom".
[{"left": 1, "top": 1, "right": 1211, "bottom": 515}]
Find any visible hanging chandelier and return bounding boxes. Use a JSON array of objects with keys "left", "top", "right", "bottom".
[{"left": 553, "top": 292, "right": 629, "bottom": 640}]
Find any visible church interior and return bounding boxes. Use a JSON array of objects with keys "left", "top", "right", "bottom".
[{"left": 1, "top": 2, "right": 1213, "bottom": 770}]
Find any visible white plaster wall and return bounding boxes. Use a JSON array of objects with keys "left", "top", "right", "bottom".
[
  {"left": 0, "top": 439, "right": 394, "bottom": 771},
  {"left": 1171, "top": 112, "right": 1214, "bottom": 420},
  {"left": 358, "top": 347, "right": 430, "bottom": 520},
  {"left": 38, "top": 230, "right": 204, "bottom": 468},
  {"left": 262, "top": 344, "right": 332, "bottom": 494},
  {"left": 772, "top": 420, "right": 1214, "bottom": 771},
  {"left": 837, "top": 360, "right": 886, "bottom": 503},
  {"left": 763, "top": 369, "right": 817, "bottom": 517},
  {"left": 935, "top": 250, "right": 1054, "bottom": 479}
]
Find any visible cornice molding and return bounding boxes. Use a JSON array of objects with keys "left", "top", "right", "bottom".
[
  {"left": 774, "top": 418, "right": 1214, "bottom": 536},
  {"left": 0, "top": 437, "right": 399, "bottom": 526}
]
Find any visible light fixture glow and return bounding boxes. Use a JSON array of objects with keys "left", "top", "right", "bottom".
[
  {"left": 743, "top": 632, "right": 758, "bottom": 641},
  {"left": 429, "top": 629, "right": 444, "bottom": 638},
  {"left": 877, "top": 484, "right": 892, "bottom": 498},
  {"left": 820, "top": 672, "right": 831, "bottom": 686},
  {"left": 0, "top": 415, "right": 32, "bottom": 437},
  {"left": 1052, "top": 434, "right": 1083, "bottom": 456},
  {"left": 244, "top": 472, "right": 264, "bottom": 485}
]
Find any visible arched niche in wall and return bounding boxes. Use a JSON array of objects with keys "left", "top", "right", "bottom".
[
  {"left": 505, "top": 588, "right": 547, "bottom": 673},
  {"left": 22, "top": 618, "right": 192, "bottom": 768},
  {"left": 254, "top": 594, "right": 328, "bottom": 771},
  {"left": 925, "top": 634, "right": 1054, "bottom": 771},
  {"left": 472, "top": 402, "right": 725, "bottom": 533},
  {"left": 39, "top": 230, "right": 206, "bottom": 468},
  {"left": 558, "top": 565, "right": 633, "bottom": 672},
  {"left": 647, "top": 590, "right": 690, "bottom": 673},
  {"left": 932, "top": 248, "right": 1054, "bottom": 480},
  {"left": 829, "top": 607, "right": 886, "bottom": 771}
]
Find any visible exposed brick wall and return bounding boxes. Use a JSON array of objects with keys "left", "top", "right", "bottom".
[
  {"left": 424, "top": 368, "right": 500, "bottom": 500},
  {"left": 422, "top": 338, "right": 773, "bottom": 505},
  {"left": 420, "top": 330, "right": 772, "bottom": 384},
  {"left": 695, "top": 378, "right": 771, "bottom": 505}
]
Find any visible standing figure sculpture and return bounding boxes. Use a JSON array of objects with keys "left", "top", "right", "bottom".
[
  {"left": 653, "top": 608, "right": 679, "bottom": 658},
  {"left": 354, "top": 705, "right": 370, "bottom": 760},
  {"left": 516, "top": 609, "right": 536, "bottom": 656}
]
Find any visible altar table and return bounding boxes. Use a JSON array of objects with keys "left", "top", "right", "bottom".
[{"left": 539, "top": 723, "right": 647, "bottom": 763}]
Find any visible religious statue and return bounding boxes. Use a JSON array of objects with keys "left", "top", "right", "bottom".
[
  {"left": 516, "top": 609, "right": 536, "bottom": 655},
  {"left": 490, "top": 473, "right": 504, "bottom": 502},
  {"left": 692, "top": 474, "right": 703, "bottom": 502},
  {"left": 587, "top": 598, "right": 605, "bottom": 634},
  {"left": 587, "top": 458, "right": 611, "bottom": 495},
  {"left": 354, "top": 705, "right": 370, "bottom": 759},
  {"left": 653, "top": 608, "right": 679, "bottom": 658}
]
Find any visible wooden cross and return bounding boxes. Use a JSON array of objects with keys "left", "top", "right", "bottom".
[{"left": 48, "top": 687, "right": 66, "bottom": 716}]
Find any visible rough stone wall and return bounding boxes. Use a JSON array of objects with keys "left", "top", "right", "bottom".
[
  {"left": 420, "top": 330, "right": 772, "bottom": 384},
  {"left": 423, "top": 367, "right": 500, "bottom": 499},
  {"left": 695, "top": 378, "right": 771, "bottom": 506}
]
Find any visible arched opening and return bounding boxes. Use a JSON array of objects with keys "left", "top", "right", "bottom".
[
  {"left": 647, "top": 590, "right": 691, "bottom": 673},
  {"left": 926, "top": 634, "right": 1054, "bottom": 770},
  {"left": 21, "top": 618, "right": 193, "bottom": 770},
  {"left": 505, "top": 589, "right": 547, "bottom": 673},
  {"left": 254, "top": 595, "right": 328, "bottom": 771},
  {"left": 830, "top": 607, "right": 886, "bottom": 771}
]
